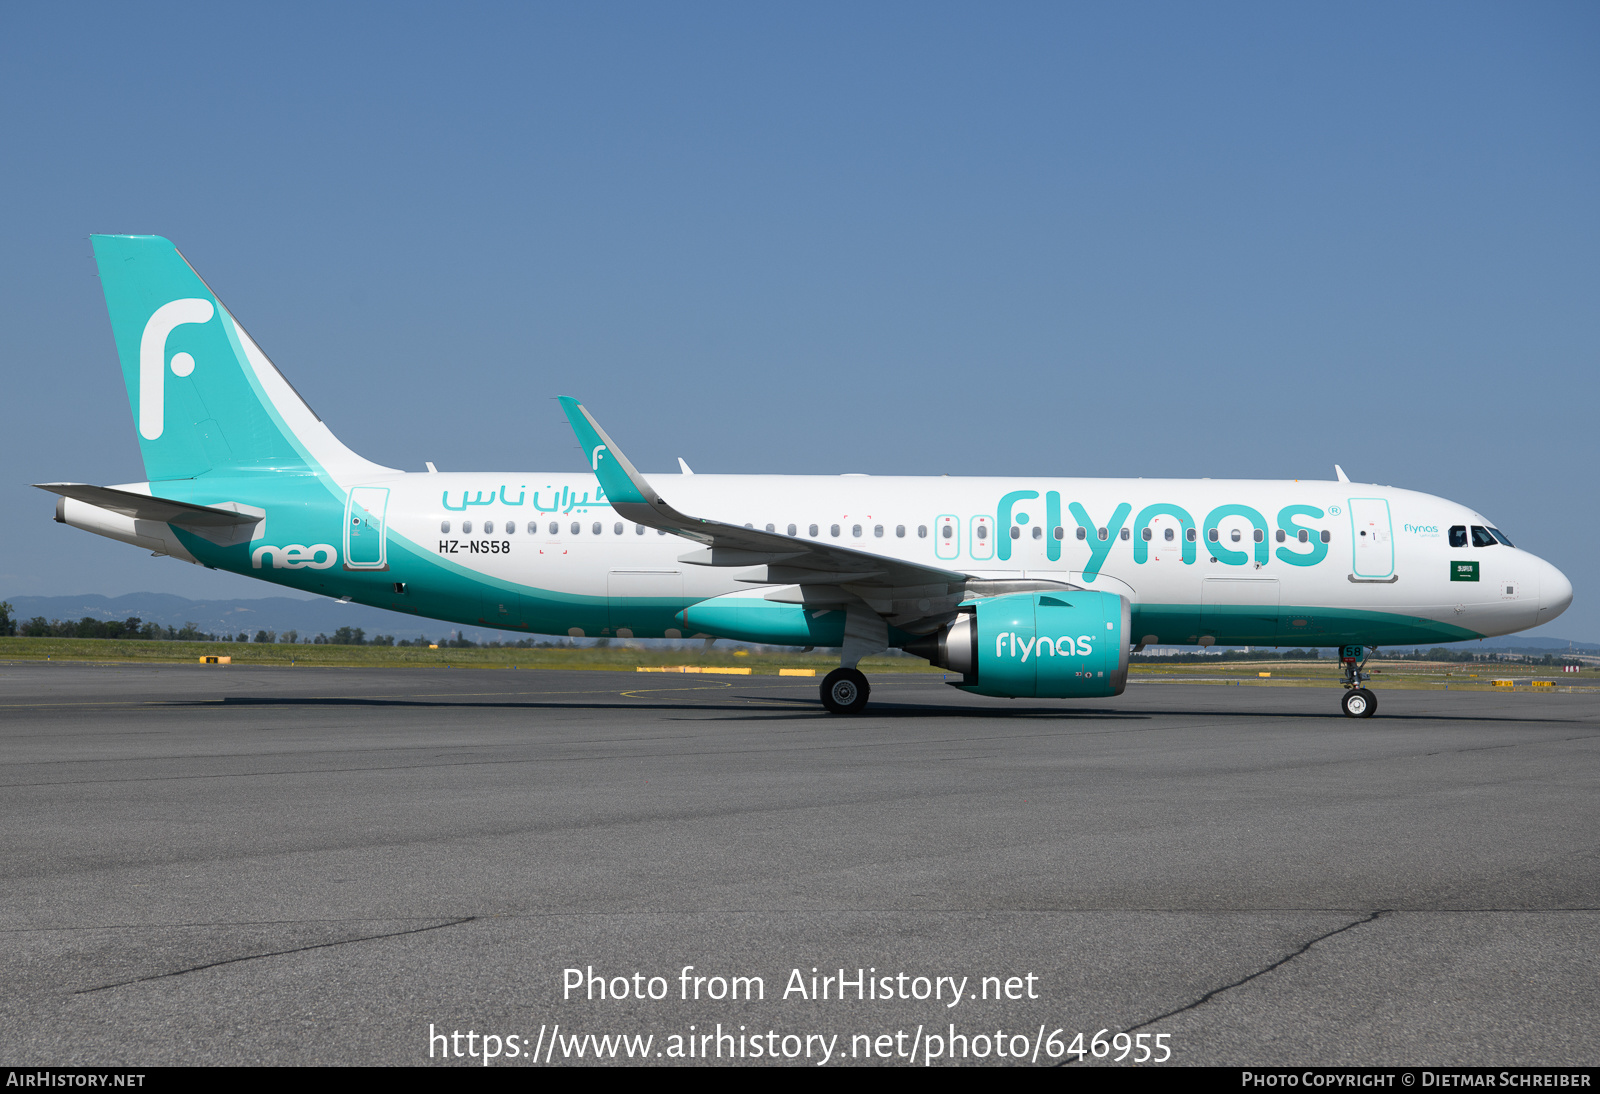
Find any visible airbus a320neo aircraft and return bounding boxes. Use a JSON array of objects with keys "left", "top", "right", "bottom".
[{"left": 41, "top": 235, "right": 1573, "bottom": 717}]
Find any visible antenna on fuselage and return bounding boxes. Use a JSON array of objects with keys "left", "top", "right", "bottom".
[{"left": 1334, "top": 464, "right": 1350, "bottom": 483}]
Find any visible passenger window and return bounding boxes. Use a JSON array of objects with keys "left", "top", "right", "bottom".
[
  {"left": 1165, "top": 528, "right": 1175, "bottom": 542},
  {"left": 1142, "top": 528, "right": 1153, "bottom": 541},
  {"left": 874, "top": 525, "right": 884, "bottom": 537},
  {"left": 571, "top": 522, "right": 580, "bottom": 535},
  {"left": 1229, "top": 529, "right": 1240, "bottom": 543},
  {"left": 463, "top": 520, "right": 473, "bottom": 535},
  {"left": 977, "top": 525, "right": 988, "bottom": 541},
  {"left": 941, "top": 525, "right": 952, "bottom": 540},
  {"left": 485, "top": 521, "right": 495, "bottom": 535},
  {"left": 765, "top": 523, "right": 775, "bottom": 533},
  {"left": 1471, "top": 526, "right": 1498, "bottom": 548},
  {"left": 852, "top": 524, "right": 862, "bottom": 538},
  {"left": 592, "top": 522, "right": 601, "bottom": 535},
  {"left": 1208, "top": 528, "right": 1219, "bottom": 543},
  {"left": 786, "top": 524, "right": 796, "bottom": 536},
  {"left": 636, "top": 524, "right": 645, "bottom": 535},
  {"left": 614, "top": 522, "right": 623, "bottom": 535},
  {"left": 1319, "top": 530, "right": 1330, "bottom": 544},
  {"left": 549, "top": 522, "right": 559, "bottom": 535},
  {"left": 1186, "top": 528, "right": 1197, "bottom": 542},
  {"left": 810, "top": 524, "right": 819, "bottom": 537},
  {"left": 1253, "top": 529, "right": 1264, "bottom": 543},
  {"left": 1275, "top": 529, "right": 1285, "bottom": 543},
  {"left": 1119, "top": 528, "right": 1131, "bottom": 541},
  {"left": 1053, "top": 527, "right": 1064, "bottom": 540},
  {"left": 1076, "top": 527, "right": 1087, "bottom": 541},
  {"left": 831, "top": 524, "right": 841, "bottom": 537},
  {"left": 440, "top": 520, "right": 451, "bottom": 534},
  {"left": 896, "top": 525, "right": 906, "bottom": 538},
  {"left": 1449, "top": 525, "right": 1468, "bottom": 548},
  {"left": 1298, "top": 530, "right": 1308, "bottom": 543},
  {"left": 1032, "top": 526, "right": 1042, "bottom": 539},
  {"left": 1097, "top": 527, "right": 1108, "bottom": 541},
  {"left": 917, "top": 525, "right": 926, "bottom": 538},
  {"left": 506, "top": 522, "right": 516, "bottom": 535},
  {"left": 1010, "top": 526, "right": 1021, "bottom": 540},
  {"left": 658, "top": 528, "right": 667, "bottom": 535}
]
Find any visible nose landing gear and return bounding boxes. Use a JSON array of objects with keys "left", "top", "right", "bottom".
[
  {"left": 1341, "top": 687, "right": 1377, "bottom": 718},
  {"left": 1340, "top": 645, "right": 1377, "bottom": 718}
]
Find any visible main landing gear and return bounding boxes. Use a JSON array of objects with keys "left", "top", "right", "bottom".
[
  {"left": 1339, "top": 645, "right": 1377, "bottom": 718},
  {"left": 820, "top": 667, "right": 870, "bottom": 715}
]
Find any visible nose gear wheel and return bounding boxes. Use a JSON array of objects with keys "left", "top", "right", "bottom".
[{"left": 1341, "top": 688, "right": 1377, "bottom": 718}]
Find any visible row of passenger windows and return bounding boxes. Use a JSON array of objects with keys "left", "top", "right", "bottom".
[
  {"left": 1451, "top": 525, "right": 1512, "bottom": 548},
  {"left": 770, "top": 524, "right": 928, "bottom": 539},
  {"left": 442, "top": 520, "right": 651, "bottom": 536},
  {"left": 439, "top": 518, "right": 1332, "bottom": 545},
  {"left": 974, "top": 525, "right": 1329, "bottom": 544},
  {"left": 442, "top": 520, "right": 940, "bottom": 539}
]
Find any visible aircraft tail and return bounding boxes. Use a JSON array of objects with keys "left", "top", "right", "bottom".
[{"left": 90, "top": 234, "right": 390, "bottom": 483}]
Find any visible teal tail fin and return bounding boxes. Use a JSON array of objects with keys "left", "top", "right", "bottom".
[{"left": 90, "top": 234, "right": 386, "bottom": 483}]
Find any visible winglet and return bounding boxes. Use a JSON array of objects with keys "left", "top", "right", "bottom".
[{"left": 557, "top": 396, "right": 652, "bottom": 507}]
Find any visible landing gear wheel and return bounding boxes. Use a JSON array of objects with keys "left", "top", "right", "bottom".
[
  {"left": 1341, "top": 688, "right": 1377, "bottom": 718},
  {"left": 820, "top": 668, "right": 870, "bottom": 715}
]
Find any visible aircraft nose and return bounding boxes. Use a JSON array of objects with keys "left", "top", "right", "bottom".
[{"left": 1536, "top": 558, "right": 1573, "bottom": 623}]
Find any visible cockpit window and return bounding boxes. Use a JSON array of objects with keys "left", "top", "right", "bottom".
[
  {"left": 1471, "top": 526, "right": 1498, "bottom": 548},
  {"left": 1449, "top": 525, "right": 1467, "bottom": 548},
  {"left": 1489, "top": 528, "right": 1514, "bottom": 547}
]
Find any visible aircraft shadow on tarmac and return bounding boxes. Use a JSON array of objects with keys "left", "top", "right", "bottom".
[
  {"left": 192, "top": 695, "right": 1592, "bottom": 726},
  {"left": 202, "top": 695, "right": 1142, "bottom": 720}
]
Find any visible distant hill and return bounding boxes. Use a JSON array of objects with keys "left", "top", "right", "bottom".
[{"left": 0, "top": 593, "right": 524, "bottom": 644}]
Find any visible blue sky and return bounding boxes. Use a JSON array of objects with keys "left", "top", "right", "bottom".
[{"left": 3, "top": 3, "right": 1596, "bottom": 639}]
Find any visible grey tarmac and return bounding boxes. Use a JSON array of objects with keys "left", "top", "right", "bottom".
[{"left": 0, "top": 661, "right": 1595, "bottom": 1066}]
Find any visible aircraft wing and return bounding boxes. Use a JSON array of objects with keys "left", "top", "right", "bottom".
[
  {"left": 558, "top": 397, "right": 1073, "bottom": 632},
  {"left": 34, "top": 483, "right": 262, "bottom": 529}
]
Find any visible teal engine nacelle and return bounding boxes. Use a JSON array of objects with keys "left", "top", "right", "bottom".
[{"left": 905, "top": 591, "right": 1130, "bottom": 699}]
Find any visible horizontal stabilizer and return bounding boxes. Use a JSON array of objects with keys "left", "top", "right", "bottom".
[{"left": 34, "top": 483, "right": 261, "bottom": 528}]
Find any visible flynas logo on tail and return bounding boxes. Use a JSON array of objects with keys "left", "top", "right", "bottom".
[
  {"left": 590, "top": 444, "right": 608, "bottom": 470},
  {"left": 139, "top": 299, "right": 215, "bottom": 440}
]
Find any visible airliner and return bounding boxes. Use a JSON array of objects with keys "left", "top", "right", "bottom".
[{"left": 39, "top": 235, "right": 1573, "bottom": 717}]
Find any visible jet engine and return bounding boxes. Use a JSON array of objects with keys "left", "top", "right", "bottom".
[{"left": 904, "top": 591, "right": 1130, "bottom": 698}]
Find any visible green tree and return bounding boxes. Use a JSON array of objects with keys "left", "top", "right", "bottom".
[{"left": 0, "top": 602, "right": 15, "bottom": 637}]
